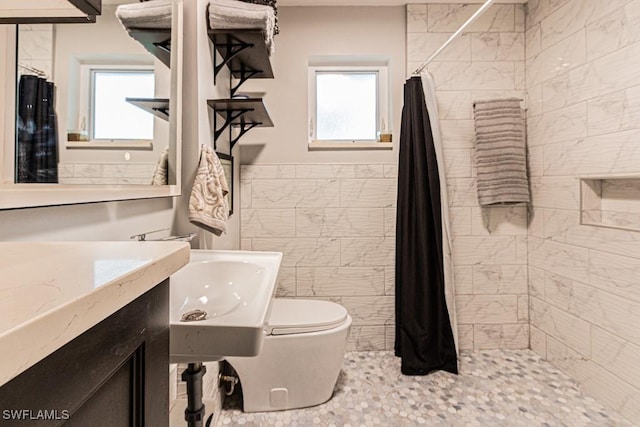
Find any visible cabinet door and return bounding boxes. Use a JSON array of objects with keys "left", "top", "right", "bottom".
[
  {"left": 0, "top": 280, "right": 169, "bottom": 427},
  {"left": 65, "top": 346, "right": 144, "bottom": 427}
]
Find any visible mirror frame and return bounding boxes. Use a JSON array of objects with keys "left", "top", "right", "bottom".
[{"left": 0, "top": 0, "right": 183, "bottom": 210}]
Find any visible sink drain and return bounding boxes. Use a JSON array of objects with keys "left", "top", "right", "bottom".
[{"left": 181, "top": 309, "right": 207, "bottom": 322}]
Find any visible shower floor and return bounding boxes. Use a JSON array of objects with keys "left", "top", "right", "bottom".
[{"left": 218, "top": 350, "right": 632, "bottom": 426}]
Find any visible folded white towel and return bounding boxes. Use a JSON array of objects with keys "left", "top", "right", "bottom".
[
  {"left": 208, "top": 0, "right": 276, "bottom": 55},
  {"left": 189, "top": 145, "right": 229, "bottom": 236},
  {"left": 151, "top": 146, "right": 169, "bottom": 185},
  {"left": 116, "top": 0, "right": 172, "bottom": 29},
  {"left": 473, "top": 98, "right": 530, "bottom": 206}
]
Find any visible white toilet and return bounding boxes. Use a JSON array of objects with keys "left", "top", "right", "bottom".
[{"left": 225, "top": 298, "right": 352, "bottom": 412}]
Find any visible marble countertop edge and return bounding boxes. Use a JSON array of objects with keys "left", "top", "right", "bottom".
[{"left": 0, "top": 241, "right": 190, "bottom": 388}]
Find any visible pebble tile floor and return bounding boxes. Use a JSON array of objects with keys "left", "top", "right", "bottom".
[{"left": 218, "top": 350, "right": 633, "bottom": 426}]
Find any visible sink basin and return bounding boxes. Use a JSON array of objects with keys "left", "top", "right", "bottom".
[{"left": 169, "top": 250, "right": 282, "bottom": 363}]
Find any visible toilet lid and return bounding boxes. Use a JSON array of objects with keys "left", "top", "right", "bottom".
[{"left": 265, "top": 299, "right": 349, "bottom": 336}]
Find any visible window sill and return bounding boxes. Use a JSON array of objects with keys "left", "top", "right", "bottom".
[
  {"left": 66, "top": 140, "right": 153, "bottom": 150},
  {"left": 308, "top": 141, "right": 393, "bottom": 151}
]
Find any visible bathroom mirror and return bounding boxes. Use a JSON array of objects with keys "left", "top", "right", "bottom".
[{"left": 0, "top": 0, "right": 183, "bottom": 209}]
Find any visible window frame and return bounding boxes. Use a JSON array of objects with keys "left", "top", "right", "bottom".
[
  {"left": 73, "top": 64, "right": 155, "bottom": 148},
  {"left": 308, "top": 64, "right": 389, "bottom": 145}
]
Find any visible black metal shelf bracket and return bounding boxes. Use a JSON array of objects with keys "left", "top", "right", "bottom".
[
  {"left": 213, "top": 108, "right": 253, "bottom": 142},
  {"left": 230, "top": 121, "right": 260, "bottom": 149},
  {"left": 229, "top": 66, "right": 262, "bottom": 98},
  {"left": 213, "top": 35, "right": 255, "bottom": 84}
]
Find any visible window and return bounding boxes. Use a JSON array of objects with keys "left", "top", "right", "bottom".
[
  {"left": 309, "top": 63, "right": 389, "bottom": 145},
  {"left": 91, "top": 70, "right": 155, "bottom": 141},
  {"left": 71, "top": 64, "right": 156, "bottom": 147}
]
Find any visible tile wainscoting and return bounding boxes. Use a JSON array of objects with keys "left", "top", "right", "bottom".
[
  {"left": 239, "top": 164, "right": 397, "bottom": 352},
  {"left": 58, "top": 162, "right": 157, "bottom": 185},
  {"left": 239, "top": 163, "right": 529, "bottom": 352}
]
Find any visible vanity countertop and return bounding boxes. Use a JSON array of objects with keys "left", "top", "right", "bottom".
[{"left": 0, "top": 241, "right": 190, "bottom": 387}]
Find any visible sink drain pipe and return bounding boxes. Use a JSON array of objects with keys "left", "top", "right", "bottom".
[{"left": 182, "top": 363, "right": 212, "bottom": 427}]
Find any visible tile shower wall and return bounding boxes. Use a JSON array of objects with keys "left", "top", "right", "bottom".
[
  {"left": 525, "top": 0, "right": 640, "bottom": 422},
  {"left": 406, "top": 4, "right": 529, "bottom": 351},
  {"left": 17, "top": 25, "right": 53, "bottom": 79},
  {"left": 239, "top": 164, "right": 397, "bottom": 351}
]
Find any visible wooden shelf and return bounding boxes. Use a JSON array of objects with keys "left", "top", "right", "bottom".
[
  {"left": 208, "top": 98, "right": 273, "bottom": 126},
  {"left": 126, "top": 98, "right": 169, "bottom": 121},
  {"left": 127, "top": 28, "right": 171, "bottom": 68},
  {"left": 207, "top": 98, "right": 273, "bottom": 148},
  {"left": 208, "top": 29, "right": 273, "bottom": 96}
]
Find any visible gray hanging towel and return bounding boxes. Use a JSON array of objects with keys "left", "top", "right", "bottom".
[{"left": 473, "top": 98, "right": 530, "bottom": 206}]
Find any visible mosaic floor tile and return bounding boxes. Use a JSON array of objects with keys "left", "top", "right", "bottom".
[{"left": 218, "top": 350, "right": 632, "bottom": 426}]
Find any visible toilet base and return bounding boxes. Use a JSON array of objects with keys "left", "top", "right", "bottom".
[{"left": 225, "top": 315, "right": 351, "bottom": 412}]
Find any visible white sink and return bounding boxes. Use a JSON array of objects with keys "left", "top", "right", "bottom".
[{"left": 169, "top": 250, "right": 282, "bottom": 363}]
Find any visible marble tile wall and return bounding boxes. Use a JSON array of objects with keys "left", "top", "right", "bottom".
[
  {"left": 17, "top": 25, "right": 53, "bottom": 79},
  {"left": 239, "top": 164, "right": 396, "bottom": 351},
  {"left": 526, "top": 0, "right": 640, "bottom": 423},
  {"left": 58, "top": 162, "right": 157, "bottom": 185},
  {"left": 407, "top": 4, "right": 529, "bottom": 352},
  {"left": 241, "top": 4, "right": 529, "bottom": 352}
]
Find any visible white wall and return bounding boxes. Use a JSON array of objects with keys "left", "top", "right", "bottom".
[
  {"left": 0, "top": 197, "right": 175, "bottom": 241},
  {"left": 0, "top": 0, "right": 239, "bottom": 250},
  {"left": 237, "top": 6, "right": 404, "bottom": 351},
  {"left": 0, "top": 23, "right": 169, "bottom": 240},
  {"left": 54, "top": 4, "right": 169, "bottom": 166},
  {"left": 526, "top": 0, "right": 640, "bottom": 423},
  {"left": 172, "top": 0, "right": 239, "bottom": 251},
  {"left": 238, "top": 6, "right": 405, "bottom": 165}
]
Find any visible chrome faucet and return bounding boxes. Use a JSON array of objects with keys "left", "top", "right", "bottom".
[{"left": 130, "top": 228, "right": 197, "bottom": 242}]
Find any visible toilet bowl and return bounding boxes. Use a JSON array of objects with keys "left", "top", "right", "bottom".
[{"left": 225, "top": 298, "right": 352, "bottom": 412}]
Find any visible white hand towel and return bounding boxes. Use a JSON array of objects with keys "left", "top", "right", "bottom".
[
  {"left": 208, "top": 0, "right": 276, "bottom": 55},
  {"left": 189, "top": 145, "right": 229, "bottom": 236},
  {"left": 116, "top": 0, "right": 172, "bottom": 29},
  {"left": 151, "top": 146, "right": 169, "bottom": 185}
]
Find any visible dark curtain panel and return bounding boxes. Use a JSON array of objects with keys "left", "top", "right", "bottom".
[
  {"left": 395, "top": 76, "right": 457, "bottom": 375},
  {"left": 16, "top": 75, "right": 59, "bottom": 184}
]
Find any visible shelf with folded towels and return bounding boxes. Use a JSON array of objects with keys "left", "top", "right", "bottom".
[
  {"left": 127, "top": 28, "right": 172, "bottom": 68},
  {"left": 208, "top": 98, "right": 273, "bottom": 150},
  {"left": 208, "top": 29, "right": 274, "bottom": 97},
  {"left": 126, "top": 98, "right": 170, "bottom": 121}
]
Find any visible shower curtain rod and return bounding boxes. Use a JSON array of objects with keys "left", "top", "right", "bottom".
[
  {"left": 413, "top": 0, "right": 497, "bottom": 75},
  {"left": 18, "top": 63, "right": 47, "bottom": 77}
]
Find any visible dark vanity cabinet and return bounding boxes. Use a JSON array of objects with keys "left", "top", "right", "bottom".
[{"left": 0, "top": 281, "right": 170, "bottom": 427}]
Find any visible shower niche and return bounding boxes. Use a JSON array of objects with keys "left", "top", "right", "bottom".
[{"left": 581, "top": 176, "right": 640, "bottom": 232}]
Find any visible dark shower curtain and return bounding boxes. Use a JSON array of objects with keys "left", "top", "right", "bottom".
[
  {"left": 16, "top": 74, "right": 59, "bottom": 183},
  {"left": 395, "top": 76, "right": 457, "bottom": 375}
]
